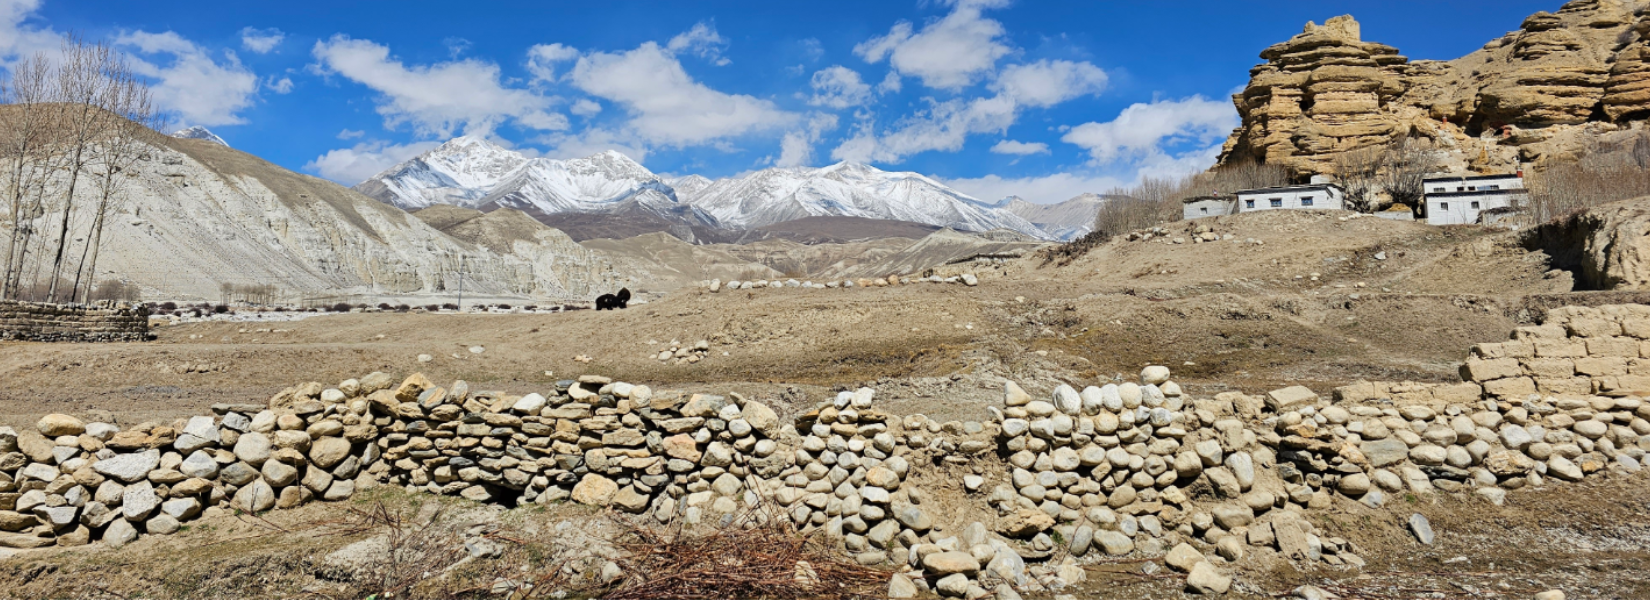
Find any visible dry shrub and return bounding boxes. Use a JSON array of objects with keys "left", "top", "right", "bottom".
[
  {"left": 1091, "top": 159, "right": 1288, "bottom": 238},
  {"left": 1334, "top": 136, "right": 1442, "bottom": 212},
  {"left": 1041, "top": 160, "right": 1288, "bottom": 267},
  {"left": 322, "top": 501, "right": 466, "bottom": 600},
  {"left": 1527, "top": 133, "right": 1650, "bottom": 223},
  {"left": 595, "top": 510, "right": 889, "bottom": 600}
]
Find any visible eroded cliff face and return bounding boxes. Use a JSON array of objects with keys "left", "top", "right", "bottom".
[
  {"left": 69, "top": 137, "right": 625, "bottom": 302},
  {"left": 1221, "top": 1, "right": 1650, "bottom": 178}
]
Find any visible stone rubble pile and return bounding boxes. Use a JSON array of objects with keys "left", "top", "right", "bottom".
[
  {"left": 704, "top": 272, "right": 979, "bottom": 293},
  {"left": 647, "top": 339, "right": 713, "bottom": 364}
]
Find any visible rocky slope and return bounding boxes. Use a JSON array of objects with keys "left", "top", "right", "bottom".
[
  {"left": 356, "top": 137, "right": 1051, "bottom": 240},
  {"left": 72, "top": 136, "right": 624, "bottom": 303},
  {"left": 1524, "top": 195, "right": 1650, "bottom": 290},
  {"left": 1219, "top": 1, "right": 1650, "bottom": 177}
]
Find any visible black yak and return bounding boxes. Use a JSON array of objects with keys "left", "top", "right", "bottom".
[{"left": 595, "top": 288, "right": 631, "bottom": 310}]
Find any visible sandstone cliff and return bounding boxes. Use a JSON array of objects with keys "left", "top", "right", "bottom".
[{"left": 1221, "top": 1, "right": 1650, "bottom": 177}]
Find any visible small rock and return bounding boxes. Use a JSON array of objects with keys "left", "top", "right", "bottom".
[
  {"left": 1185, "top": 561, "right": 1232, "bottom": 594},
  {"left": 1408, "top": 514, "right": 1434, "bottom": 545}
]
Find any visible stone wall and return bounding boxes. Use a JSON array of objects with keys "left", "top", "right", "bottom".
[
  {"left": 0, "top": 300, "right": 149, "bottom": 343},
  {"left": 0, "top": 304, "right": 1645, "bottom": 598}
]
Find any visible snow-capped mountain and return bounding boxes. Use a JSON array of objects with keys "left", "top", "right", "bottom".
[
  {"left": 1003, "top": 193, "right": 1108, "bottom": 241},
  {"left": 171, "top": 126, "right": 228, "bottom": 147},
  {"left": 682, "top": 162, "right": 1045, "bottom": 237},
  {"left": 357, "top": 136, "right": 1052, "bottom": 240}
]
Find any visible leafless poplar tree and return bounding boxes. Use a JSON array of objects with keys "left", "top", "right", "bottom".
[{"left": 0, "top": 34, "right": 159, "bottom": 303}]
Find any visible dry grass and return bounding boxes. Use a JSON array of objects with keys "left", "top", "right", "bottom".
[{"left": 593, "top": 509, "right": 890, "bottom": 600}]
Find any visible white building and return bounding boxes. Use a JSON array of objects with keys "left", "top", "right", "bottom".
[
  {"left": 1422, "top": 174, "right": 1527, "bottom": 226},
  {"left": 1234, "top": 184, "right": 1346, "bottom": 213},
  {"left": 1182, "top": 196, "right": 1236, "bottom": 220}
]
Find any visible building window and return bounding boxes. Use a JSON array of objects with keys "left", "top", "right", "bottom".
[
  {"left": 1269, "top": 198, "right": 1282, "bottom": 208},
  {"left": 1200, "top": 207, "right": 1208, "bottom": 214},
  {"left": 1482, "top": 185, "right": 1499, "bottom": 190},
  {"left": 1440, "top": 202, "right": 1449, "bottom": 210},
  {"left": 1300, "top": 197, "right": 1314, "bottom": 207},
  {"left": 1245, "top": 199, "right": 1255, "bottom": 209},
  {"left": 1471, "top": 201, "right": 1480, "bottom": 209}
]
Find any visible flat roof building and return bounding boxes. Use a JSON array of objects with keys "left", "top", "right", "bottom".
[
  {"left": 1234, "top": 184, "right": 1346, "bottom": 213},
  {"left": 1422, "top": 173, "right": 1526, "bottom": 226},
  {"left": 1182, "top": 196, "right": 1236, "bottom": 220}
]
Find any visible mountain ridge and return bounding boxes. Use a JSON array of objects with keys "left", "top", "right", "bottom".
[{"left": 356, "top": 136, "right": 1056, "bottom": 241}]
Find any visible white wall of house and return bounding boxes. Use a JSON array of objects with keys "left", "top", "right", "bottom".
[
  {"left": 1183, "top": 198, "right": 1235, "bottom": 220},
  {"left": 1426, "top": 193, "right": 1520, "bottom": 225},
  {"left": 1236, "top": 186, "right": 1345, "bottom": 213}
]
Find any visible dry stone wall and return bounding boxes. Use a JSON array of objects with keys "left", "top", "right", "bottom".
[
  {"left": 704, "top": 272, "right": 979, "bottom": 292},
  {"left": 0, "top": 304, "right": 1646, "bottom": 598},
  {"left": 0, "top": 300, "right": 149, "bottom": 343}
]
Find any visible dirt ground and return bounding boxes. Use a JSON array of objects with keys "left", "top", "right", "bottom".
[{"left": 1, "top": 210, "right": 1646, "bottom": 598}]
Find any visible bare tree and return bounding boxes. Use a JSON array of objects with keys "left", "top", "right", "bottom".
[
  {"left": 43, "top": 35, "right": 124, "bottom": 302},
  {"left": 1333, "top": 145, "right": 1384, "bottom": 213},
  {"left": 1090, "top": 159, "right": 1289, "bottom": 237},
  {"left": 0, "top": 53, "right": 60, "bottom": 300},
  {"left": 71, "top": 56, "right": 158, "bottom": 302},
  {"left": 1333, "top": 137, "right": 1442, "bottom": 215},
  {"left": 0, "top": 34, "right": 159, "bottom": 303}
]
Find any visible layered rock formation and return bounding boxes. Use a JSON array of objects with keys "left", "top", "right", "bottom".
[{"left": 1221, "top": 1, "right": 1650, "bottom": 177}]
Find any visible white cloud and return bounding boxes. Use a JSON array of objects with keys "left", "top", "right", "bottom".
[
  {"left": 304, "top": 140, "right": 440, "bottom": 185},
  {"left": 776, "top": 113, "right": 839, "bottom": 168},
  {"left": 336, "top": 129, "right": 365, "bottom": 140},
  {"left": 831, "top": 94, "right": 1016, "bottom": 163},
  {"left": 990, "top": 139, "right": 1047, "bottom": 155},
  {"left": 808, "top": 66, "right": 871, "bottom": 109},
  {"left": 312, "top": 35, "right": 567, "bottom": 137},
  {"left": 570, "top": 98, "right": 601, "bottom": 116},
  {"left": 0, "top": 0, "right": 61, "bottom": 64},
  {"left": 239, "top": 27, "right": 283, "bottom": 54},
  {"left": 116, "top": 31, "right": 259, "bottom": 127},
  {"left": 877, "top": 71, "right": 901, "bottom": 94},
  {"left": 667, "top": 22, "right": 729, "bottom": 65},
  {"left": 944, "top": 172, "right": 1125, "bottom": 205},
  {"left": 265, "top": 75, "right": 293, "bottom": 94},
  {"left": 854, "top": 0, "right": 1013, "bottom": 90},
  {"left": 570, "top": 40, "right": 795, "bottom": 146},
  {"left": 992, "top": 59, "right": 1106, "bottom": 108},
  {"left": 526, "top": 42, "right": 578, "bottom": 82},
  {"left": 1060, "top": 95, "right": 1237, "bottom": 164}
]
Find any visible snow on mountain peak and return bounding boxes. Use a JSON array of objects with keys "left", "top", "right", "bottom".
[
  {"left": 358, "top": 136, "right": 1056, "bottom": 240},
  {"left": 171, "top": 126, "right": 229, "bottom": 147}
]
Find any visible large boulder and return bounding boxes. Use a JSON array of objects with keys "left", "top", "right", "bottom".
[{"left": 571, "top": 474, "right": 618, "bottom": 506}]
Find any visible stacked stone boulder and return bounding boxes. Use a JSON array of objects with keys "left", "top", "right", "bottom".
[
  {"left": 705, "top": 272, "right": 979, "bottom": 293},
  {"left": 0, "top": 376, "right": 380, "bottom": 549},
  {"left": 2, "top": 302, "right": 1647, "bottom": 598},
  {"left": 362, "top": 374, "right": 799, "bottom": 523},
  {"left": 1253, "top": 304, "right": 1650, "bottom": 514},
  {"left": 0, "top": 299, "right": 148, "bottom": 343},
  {"left": 983, "top": 370, "right": 1259, "bottom": 588}
]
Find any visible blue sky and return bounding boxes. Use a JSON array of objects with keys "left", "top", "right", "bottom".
[{"left": 4, "top": 0, "right": 1559, "bottom": 203}]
